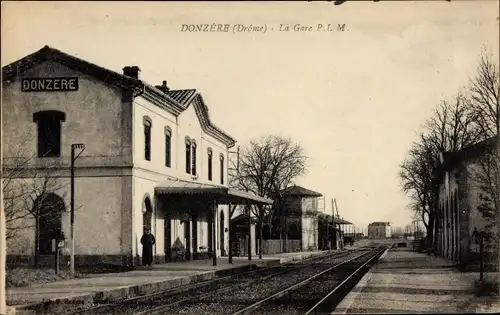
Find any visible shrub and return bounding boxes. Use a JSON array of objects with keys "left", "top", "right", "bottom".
[{"left": 6, "top": 267, "right": 87, "bottom": 288}]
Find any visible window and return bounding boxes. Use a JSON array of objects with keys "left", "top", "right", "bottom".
[
  {"left": 185, "top": 137, "right": 191, "bottom": 174},
  {"left": 32, "top": 111, "right": 66, "bottom": 158},
  {"left": 207, "top": 148, "right": 213, "bottom": 181},
  {"left": 143, "top": 196, "right": 153, "bottom": 233},
  {"left": 143, "top": 116, "right": 152, "bottom": 161},
  {"left": 191, "top": 141, "right": 197, "bottom": 176},
  {"left": 165, "top": 127, "right": 172, "bottom": 167},
  {"left": 220, "top": 154, "right": 225, "bottom": 185}
]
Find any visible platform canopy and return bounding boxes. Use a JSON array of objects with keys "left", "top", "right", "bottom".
[
  {"left": 334, "top": 218, "right": 352, "bottom": 225},
  {"left": 155, "top": 178, "right": 273, "bottom": 205},
  {"left": 319, "top": 213, "right": 352, "bottom": 225}
]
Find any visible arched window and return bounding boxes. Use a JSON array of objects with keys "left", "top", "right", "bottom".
[
  {"left": 207, "top": 148, "right": 213, "bottom": 181},
  {"left": 220, "top": 154, "right": 225, "bottom": 185},
  {"left": 165, "top": 127, "right": 172, "bottom": 167},
  {"left": 143, "top": 196, "right": 153, "bottom": 233},
  {"left": 33, "top": 110, "right": 66, "bottom": 158},
  {"left": 34, "top": 193, "right": 65, "bottom": 255},
  {"left": 191, "top": 140, "right": 197, "bottom": 176},
  {"left": 143, "top": 116, "right": 152, "bottom": 161},
  {"left": 185, "top": 137, "right": 191, "bottom": 174}
]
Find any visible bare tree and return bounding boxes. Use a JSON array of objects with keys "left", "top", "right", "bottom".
[
  {"left": 467, "top": 52, "right": 499, "bottom": 273},
  {"left": 401, "top": 51, "right": 499, "bottom": 273},
  {"left": 230, "top": 135, "right": 307, "bottom": 258},
  {"left": 3, "top": 144, "right": 70, "bottom": 266},
  {"left": 468, "top": 52, "right": 499, "bottom": 140},
  {"left": 400, "top": 94, "right": 478, "bottom": 249}
]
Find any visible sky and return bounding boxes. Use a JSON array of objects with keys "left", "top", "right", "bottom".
[{"left": 2, "top": 1, "right": 499, "bottom": 232}]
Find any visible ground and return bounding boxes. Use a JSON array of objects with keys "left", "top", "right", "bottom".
[
  {"left": 6, "top": 264, "right": 134, "bottom": 288},
  {"left": 6, "top": 268, "right": 86, "bottom": 288}
]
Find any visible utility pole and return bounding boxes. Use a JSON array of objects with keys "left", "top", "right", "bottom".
[
  {"left": 70, "top": 143, "right": 85, "bottom": 276},
  {"left": 324, "top": 197, "right": 329, "bottom": 249},
  {"left": 496, "top": 109, "right": 499, "bottom": 287}
]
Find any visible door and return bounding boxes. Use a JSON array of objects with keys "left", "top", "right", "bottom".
[{"left": 220, "top": 211, "right": 225, "bottom": 256}]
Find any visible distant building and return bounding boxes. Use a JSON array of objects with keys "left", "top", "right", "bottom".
[
  {"left": 368, "top": 222, "right": 391, "bottom": 239},
  {"left": 436, "top": 136, "right": 498, "bottom": 267}
]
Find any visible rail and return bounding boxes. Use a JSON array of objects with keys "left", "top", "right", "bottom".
[
  {"left": 305, "top": 247, "right": 387, "bottom": 314},
  {"left": 132, "top": 249, "right": 358, "bottom": 315},
  {"left": 231, "top": 248, "right": 381, "bottom": 315},
  {"left": 70, "top": 249, "right": 353, "bottom": 315}
]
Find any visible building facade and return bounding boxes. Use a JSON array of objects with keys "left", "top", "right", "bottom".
[
  {"left": 2, "top": 46, "right": 271, "bottom": 267},
  {"left": 280, "top": 185, "right": 322, "bottom": 251},
  {"left": 436, "top": 137, "right": 498, "bottom": 267},
  {"left": 368, "top": 222, "right": 391, "bottom": 239},
  {"left": 318, "top": 214, "right": 343, "bottom": 250}
]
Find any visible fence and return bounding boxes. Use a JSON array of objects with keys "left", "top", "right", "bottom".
[
  {"left": 261, "top": 239, "right": 302, "bottom": 254},
  {"left": 231, "top": 239, "right": 307, "bottom": 256}
]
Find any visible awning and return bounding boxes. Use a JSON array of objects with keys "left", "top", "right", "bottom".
[
  {"left": 319, "top": 214, "right": 352, "bottom": 225},
  {"left": 154, "top": 179, "right": 273, "bottom": 205},
  {"left": 334, "top": 218, "right": 352, "bottom": 225},
  {"left": 231, "top": 214, "right": 259, "bottom": 224}
]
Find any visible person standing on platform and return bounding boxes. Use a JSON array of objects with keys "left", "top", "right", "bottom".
[{"left": 140, "top": 228, "right": 156, "bottom": 267}]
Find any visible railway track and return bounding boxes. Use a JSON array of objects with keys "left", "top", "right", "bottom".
[
  {"left": 134, "top": 246, "right": 384, "bottom": 315},
  {"left": 235, "top": 246, "right": 387, "bottom": 315},
  {"left": 69, "top": 248, "right": 367, "bottom": 315}
]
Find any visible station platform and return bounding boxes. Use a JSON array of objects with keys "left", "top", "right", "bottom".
[
  {"left": 7, "top": 249, "right": 337, "bottom": 314},
  {"left": 333, "top": 246, "right": 500, "bottom": 314}
]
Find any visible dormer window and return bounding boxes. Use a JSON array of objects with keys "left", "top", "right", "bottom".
[{"left": 32, "top": 110, "right": 66, "bottom": 158}]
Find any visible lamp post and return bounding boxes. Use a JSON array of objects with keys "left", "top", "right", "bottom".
[{"left": 70, "top": 143, "right": 85, "bottom": 276}]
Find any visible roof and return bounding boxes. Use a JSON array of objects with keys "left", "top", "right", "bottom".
[
  {"left": 439, "top": 136, "right": 498, "bottom": 172},
  {"left": 369, "top": 222, "right": 390, "bottom": 226},
  {"left": 154, "top": 178, "right": 273, "bottom": 205},
  {"left": 333, "top": 217, "right": 352, "bottom": 225},
  {"left": 231, "top": 214, "right": 258, "bottom": 224},
  {"left": 2, "top": 45, "right": 236, "bottom": 147},
  {"left": 318, "top": 213, "right": 352, "bottom": 225},
  {"left": 283, "top": 185, "right": 323, "bottom": 197},
  {"left": 166, "top": 89, "right": 197, "bottom": 107},
  {"left": 2, "top": 45, "right": 142, "bottom": 91}
]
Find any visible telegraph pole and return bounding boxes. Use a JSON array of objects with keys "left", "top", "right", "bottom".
[
  {"left": 70, "top": 143, "right": 85, "bottom": 276},
  {"left": 496, "top": 111, "right": 500, "bottom": 287}
]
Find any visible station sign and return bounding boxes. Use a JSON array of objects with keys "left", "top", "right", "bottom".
[{"left": 21, "top": 77, "right": 79, "bottom": 92}]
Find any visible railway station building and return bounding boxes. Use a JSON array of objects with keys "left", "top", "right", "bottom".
[
  {"left": 436, "top": 136, "right": 498, "bottom": 268},
  {"left": 2, "top": 46, "right": 272, "bottom": 267}
]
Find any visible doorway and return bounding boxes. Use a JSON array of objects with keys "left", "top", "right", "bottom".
[{"left": 220, "top": 210, "right": 225, "bottom": 256}]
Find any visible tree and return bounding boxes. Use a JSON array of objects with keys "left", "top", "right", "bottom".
[
  {"left": 400, "top": 93, "right": 478, "bottom": 249},
  {"left": 400, "top": 51, "right": 499, "bottom": 274},
  {"left": 3, "top": 146, "right": 69, "bottom": 266},
  {"left": 229, "top": 135, "right": 307, "bottom": 258},
  {"left": 468, "top": 52, "right": 499, "bottom": 140},
  {"left": 467, "top": 52, "right": 499, "bottom": 274}
]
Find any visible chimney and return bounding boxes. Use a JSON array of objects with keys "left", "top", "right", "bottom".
[
  {"left": 123, "top": 66, "right": 141, "bottom": 79},
  {"left": 155, "top": 80, "right": 170, "bottom": 93}
]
